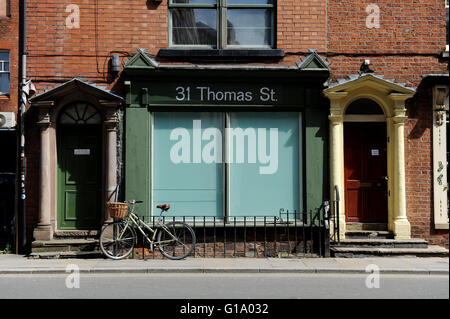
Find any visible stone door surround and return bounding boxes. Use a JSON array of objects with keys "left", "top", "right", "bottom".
[
  {"left": 324, "top": 74, "right": 416, "bottom": 240},
  {"left": 30, "top": 79, "right": 123, "bottom": 241}
]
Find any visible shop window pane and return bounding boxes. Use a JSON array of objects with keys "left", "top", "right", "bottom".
[
  {"left": 227, "top": 9, "right": 272, "bottom": 46},
  {"left": 228, "top": 112, "right": 300, "bottom": 218},
  {"left": 171, "top": 8, "right": 217, "bottom": 46},
  {"left": 154, "top": 112, "right": 224, "bottom": 217}
]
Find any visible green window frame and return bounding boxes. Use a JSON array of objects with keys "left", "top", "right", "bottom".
[{"left": 168, "top": 0, "right": 275, "bottom": 49}]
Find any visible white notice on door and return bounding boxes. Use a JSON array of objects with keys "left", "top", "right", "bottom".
[
  {"left": 371, "top": 149, "right": 379, "bottom": 156},
  {"left": 74, "top": 149, "right": 90, "bottom": 155}
]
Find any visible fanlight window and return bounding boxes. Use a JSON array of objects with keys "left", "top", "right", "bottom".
[{"left": 59, "top": 102, "right": 102, "bottom": 125}]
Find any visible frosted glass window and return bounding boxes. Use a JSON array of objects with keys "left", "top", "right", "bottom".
[
  {"left": 153, "top": 112, "right": 224, "bottom": 217},
  {"left": 228, "top": 112, "right": 300, "bottom": 217}
]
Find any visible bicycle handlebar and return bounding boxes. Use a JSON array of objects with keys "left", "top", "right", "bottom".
[{"left": 124, "top": 200, "right": 143, "bottom": 204}]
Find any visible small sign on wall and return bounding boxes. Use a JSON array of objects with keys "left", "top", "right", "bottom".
[{"left": 74, "top": 149, "right": 90, "bottom": 156}]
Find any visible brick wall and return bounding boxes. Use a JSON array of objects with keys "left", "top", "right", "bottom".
[
  {"left": 0, "top": 0, "right": 19, "bottom": 115},
  {"left": 405, "top": 84, "right": 449, "bottom": 248},
  {"left": 26, "top": 0, "right": 327, "bottom": 91},
  {"left": 327, "top": 0, "right": 448, "bottom": 248}
]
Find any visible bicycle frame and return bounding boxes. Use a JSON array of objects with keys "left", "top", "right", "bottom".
[{"left": 118, "top": 204, "right": 181, "bottom": 247}]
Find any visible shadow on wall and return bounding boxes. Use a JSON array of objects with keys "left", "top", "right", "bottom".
[{"left": 406, "top": 81, "right": 432, "bottom": 140}]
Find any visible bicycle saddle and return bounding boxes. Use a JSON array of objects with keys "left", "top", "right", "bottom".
[{"left": 157, "top": 204, "right": 170, "bottom": 211}]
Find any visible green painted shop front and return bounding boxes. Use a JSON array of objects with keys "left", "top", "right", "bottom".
[{"left": 123, "top": 51, "right": 330, "bottom": 221}]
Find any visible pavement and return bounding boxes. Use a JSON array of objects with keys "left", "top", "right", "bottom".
[{"left": 0, "top": 254, "right": 448, "bottom": 275}]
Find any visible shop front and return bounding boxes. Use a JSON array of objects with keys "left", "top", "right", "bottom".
[{"left": 123, "top": 50, "right": 330, "bottom": 222}]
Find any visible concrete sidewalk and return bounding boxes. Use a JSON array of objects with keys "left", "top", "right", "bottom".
[{"left": 0, "top": 254, "right": 448, "bottom": 275}]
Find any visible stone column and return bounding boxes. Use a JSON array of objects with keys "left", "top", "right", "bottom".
[
  {"left": 33, "top": 103, "right": 54, "bottom": 241},
  {"left": 102, "top": 102, "right": 120, "bottom": 222},
  {"left": 390, "top": 93, "right": 412, "bottom": 239}
]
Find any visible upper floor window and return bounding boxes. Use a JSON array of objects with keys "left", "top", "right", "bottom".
[
  {"left": 168, "top": 0, "right": 274, "bottom": 49},
  {"left": 0, "top": 51, "right": 10, "bottom": 95}
]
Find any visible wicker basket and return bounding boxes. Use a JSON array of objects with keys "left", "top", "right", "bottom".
[{"left": 107, "top": 202, "right": 129, "bottom": 220}]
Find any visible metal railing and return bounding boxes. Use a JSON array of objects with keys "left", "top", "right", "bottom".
[
  {"left": 132, "top": 206, "right": 331, "bottom": 259},
  {"left": 329, "top": 185, "right": 341, "bottom": 244}
]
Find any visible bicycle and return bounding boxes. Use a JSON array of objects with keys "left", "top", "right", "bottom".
[{"left": 99, "top": 200, "right": 196, "bottom": 260}]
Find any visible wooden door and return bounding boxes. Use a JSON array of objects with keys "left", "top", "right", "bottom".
[
  {"left": 57, "top": 127, "right": 101, "bottom": 230},
  {"left": 344, "top": 123, "right": 388, "bottom": 223}
]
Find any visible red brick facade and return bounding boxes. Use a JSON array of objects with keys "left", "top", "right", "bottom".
[
  {"left": 326, "top": 0, "right": 448, "bottom": 248},
  {"left": 23, "top": 1, "right": 448, "bottom": 248},
  {"left": 0, "top": 0, "right": 19, "bottom": 114}
]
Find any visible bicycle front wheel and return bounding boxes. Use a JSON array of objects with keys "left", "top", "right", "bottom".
[
  {"left": 99, "top": 221, "right": 136, "bottom": 260},
  {"left": 157, "top": 222, "right": 196, "bottom": 260}
]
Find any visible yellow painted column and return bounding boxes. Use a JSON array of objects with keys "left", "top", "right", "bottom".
[
  {"left": 326, "top": 92, "right": 348, "bottom": 241},
  {"left": 392, "top": 117, "right": 410, "bottom": 239},
  {"left": 390, "top": 93, "right": 413, "bottom": 239}
]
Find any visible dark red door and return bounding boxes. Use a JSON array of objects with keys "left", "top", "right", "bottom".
[{"left": 344, "top": 123, "right": 388, "bottom": 223}]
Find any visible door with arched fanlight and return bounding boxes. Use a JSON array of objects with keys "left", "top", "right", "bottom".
[
  {"left": 57, "top": 102, "right": 102, "bottom": 230},
  {"left": 344, "top": 98, "right": 388, "bottom": 223}
]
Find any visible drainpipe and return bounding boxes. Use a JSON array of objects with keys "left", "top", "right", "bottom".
[{"left": 17, "top": 0, "right": 27, "bottom": 253}]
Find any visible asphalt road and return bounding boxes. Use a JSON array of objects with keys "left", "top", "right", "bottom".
[{"left": 0, "top": 273, "right": 448, "bottom": 299}]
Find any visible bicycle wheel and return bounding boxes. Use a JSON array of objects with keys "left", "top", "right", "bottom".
[
  {"left": 99, "top": 221, "right": 136, "bottom": 260},
  {"left": 157, "top": 222, "right": 196, "bottom": 260}
]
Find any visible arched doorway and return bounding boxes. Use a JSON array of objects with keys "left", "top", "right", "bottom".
[
  {"left": 343, "top": 98, "right": 387, "bottom": 224},
  {"left": 57, "top": 102, "right": 102, "bottom": 230},
  {"left": 324, "top": 74, "right": 416, "bottom": 239}
]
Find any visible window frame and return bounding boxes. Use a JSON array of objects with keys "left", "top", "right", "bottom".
[
  {"left": 167, "top": 0, "right": 275, "bottom": 50},
  {"left": 0, "top": 50, "right": 10, "bottom": 95}
]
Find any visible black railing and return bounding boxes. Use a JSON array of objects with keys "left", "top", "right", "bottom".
[
  {"left": 132, "top": 206, "right": 331, "bottom": 259},
  {"left": 329, "top": 185, "right": 341, "bottom": 244}
]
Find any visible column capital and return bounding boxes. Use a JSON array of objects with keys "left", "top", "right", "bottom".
[
  {"left": 104, "top": 108, "right": 119, "bottom": 130},
  {"left": 391, "top": 115, "right": 408, "bottom": 125},
  {"left": 329, "top": 114, "right": 344, "bottom": 123},
  {"left": 36, "top": 103, "right": 54, "bottom": 129}
]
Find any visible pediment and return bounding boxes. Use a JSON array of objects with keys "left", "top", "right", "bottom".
[{"left": 30, "top": 78, "right": 123, "bottom": 105}]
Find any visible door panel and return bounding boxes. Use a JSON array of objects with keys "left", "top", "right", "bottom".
[
  {"left": 344, "top": 123, "right": 387, "bottom": 223},
  {"left": 58, "top": 128, "right": 101, "bottom": 230}
]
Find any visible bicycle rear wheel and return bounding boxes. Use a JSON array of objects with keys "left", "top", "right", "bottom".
[
  {"left": 157, "top": 222, "right": 196, "bottom": 260},
  {"left": 100, "top": 221, "right": 136, "bottom": 260}
]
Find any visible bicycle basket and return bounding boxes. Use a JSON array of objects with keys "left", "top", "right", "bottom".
[{"left": 107, "top": 202, "right": 129, "bottom": 219}]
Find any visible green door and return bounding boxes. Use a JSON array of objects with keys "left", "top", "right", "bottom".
[{"left": 57, "top": 127, "right": 101, "bottom": 230}]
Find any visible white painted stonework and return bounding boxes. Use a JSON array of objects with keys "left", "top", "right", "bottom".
[{"left": 433, "top": 85, "right": 449, "bottom": 229}]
